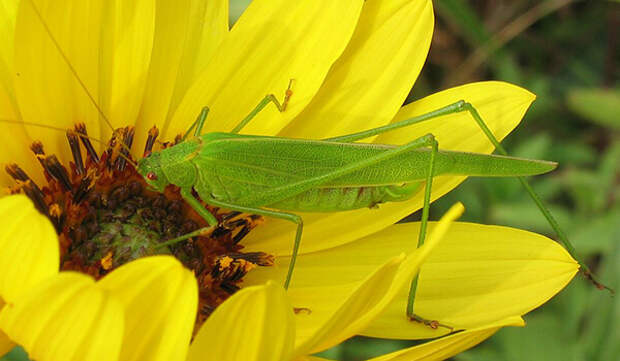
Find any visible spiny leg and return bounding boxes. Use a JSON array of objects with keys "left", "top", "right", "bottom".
[
  {"left": 201, "top": 196, "right": 303, "bottom": 290},
  {"left": 231, "top": 79, "right": 294, "bottom": 134},
  {"left": 460, "top": 102, "right": 609, "bottom": 291},
  {"left": 182, "top": 106, "right": 210, "bottom": 141},
  {"left": 405, "top": 136, "right": 452, "bottom": 330}
]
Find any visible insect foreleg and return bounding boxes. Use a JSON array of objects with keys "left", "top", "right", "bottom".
[
  {"left": 182, "top": 106, "right": 210, "bottom": 140},
  {"left": 461, "top": 102, "right": 609, "bottom": 291},
  {"left": 180, "top": 188, "right": 218, "bottom": 226},
  {"left": 202, "top": 196, "right": 303, "bottom": 290},
  {"left": 154, "top": 225, "right": 216, "bottom": 249},
  {"left": 151, "top": 189, "right": 217, "bottom": 251},
  {"left": 231, "top": 79, "right": 294, "bottom": 134}
]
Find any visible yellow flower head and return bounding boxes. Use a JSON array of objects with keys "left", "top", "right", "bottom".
[{"left": 0, "top": 0, "right": 579, "bottom": 360}]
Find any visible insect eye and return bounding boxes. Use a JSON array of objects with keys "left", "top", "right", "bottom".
[{"left": 146, "top": 172, "right": 158, "bottom": 181}]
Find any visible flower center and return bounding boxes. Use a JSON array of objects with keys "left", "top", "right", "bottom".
[{"left": 6, "top": 124, "right": 273, "bottom": 330}]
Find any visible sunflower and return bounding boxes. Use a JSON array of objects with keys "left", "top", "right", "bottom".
[
  {"left": 0, "top": 197, "right": 529, "bottom": 361},
  {"left": 0, "top": 0, "right": 578, "bottom": 360}
]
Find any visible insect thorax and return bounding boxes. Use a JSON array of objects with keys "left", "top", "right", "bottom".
[{"left": 158, "top": 139, "right": 202, "bottom": 189}]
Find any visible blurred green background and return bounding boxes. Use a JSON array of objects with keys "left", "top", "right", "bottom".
[{"left": 3, "top": 1, "right": 618, "bottom": 360}]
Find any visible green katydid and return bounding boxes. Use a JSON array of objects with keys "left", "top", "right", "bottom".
[
  {"left": 16, "top": 0, "right": 608, "bottom": 330},
  {"left": 133, "top": 84, "right": 602, "bottom": 328}
]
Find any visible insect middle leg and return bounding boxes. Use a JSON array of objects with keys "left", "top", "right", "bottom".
[
  {"left": 200, "top": 196, "right": 303, "bottom": 290},
  {"left": 403, "top": 135, "right": 453, "bottom": 330}
]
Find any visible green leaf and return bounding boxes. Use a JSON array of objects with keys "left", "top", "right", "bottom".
[
  {"left": 491, "top": 201, "right": 571, "bottom": 234},
  {"left": 496, "top": 313, "right": 582, "bottom": 361},
  {"left": 435, "top": 0, "right": 491, "bottom": 45},
  {"left": 229, "top": 0, "right": 251, "bottom": 25},
  {"left": 570, "top": 207, "right": 620, "bottom": 256},
  {"left": 581, "top": 241, "right": 620, "bottom": 360},
  {"left": 0, "top": 347, "right": 30, "bottom": 361},
  {"left": 567, "top": 88, "right": 620, "bottom": 130}
]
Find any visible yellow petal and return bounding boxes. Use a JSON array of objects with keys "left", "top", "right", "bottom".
[
  {"left": 290, "top": 255, "right": 404, "bottom": 357},
  {"left": 0, "top": 272, "right": 124, "bottom": 361},
  {"left": 0, "top": 123, "right": 41, "bottom": 188},
  {"left": 134, "top": 0, "right": 228, "bottom": 154},
  {"left": 361, "top": 222, "right": 576, "bottom": 339},
  {"left": 281, "top": 0, "right": 434, "bottom": 139},
  {"left": 14, "top": 0, "right": 104, "bottom": 161},
  {"left": 244, "top": 81, "right": 535, "bottom": 257},
  {"left": 290, "top": 204, "right": 463, "bottom": 357},
  {"left": 168, "top": 0, "right": 364, "bottom": 138},
  {"left": 246, "top": 212, "right": 574, "bottom": 340},
  {"left": 368, "top": 317, "right": 524, "bottom": 361},
  {"left": 98, "top": 0, "right": 155, "bottom": 133},
  {"left": 0, "top": 0, "right": 18, "bottom": 113},
  {"left": 188, "top": 281, "right": 295, "bottom": 361},
  {"left": 0, "top": 0, "right": 19, "bottom": 115},
  {"left": 164, "top": 0, "right": 229, "bottom": 116},
  {"left": 97, "top": 256, "right": 197, "bottom": 361},
  {"left": 0, "top": 0, "right": 17, "bottom": 81},
  {"left": 0, "top": 306, "right": 13, "bottom": 357},
  {"left": 0, "top": 195, "right": 59, "bottom": 303},
  {"left": 0, "top": 0, "right": 49, "bottom": 188}
]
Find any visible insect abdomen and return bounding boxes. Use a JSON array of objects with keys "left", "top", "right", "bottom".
[{"left": 268, "top": 183, "right": 422, "bottom": 212}]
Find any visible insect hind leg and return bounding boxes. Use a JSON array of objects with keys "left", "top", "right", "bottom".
[
  {"left": 327, "top": 97, "right": 608, "bottom": 291},
  {"left": 461, "top": 102, "right": 609, "bottom": 291}
]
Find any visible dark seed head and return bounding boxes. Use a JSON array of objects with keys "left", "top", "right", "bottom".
[
  {"left": 129, "top": 181, "right": 143, "bottom": 196},
  {"left": 151, "top": 194, "right": 168, "bottom": 209},
  {"left": 110, "top": 185, "right": 130, "bottom": 202}
]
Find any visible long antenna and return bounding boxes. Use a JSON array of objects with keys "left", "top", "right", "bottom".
[
  {"left": 0, "top": 118, "right": 138, "bottom": 168},
  {"left": 26, "top": 0, "right": 115, "bottom": 133},
  {"left": 24, "top": 0, "right": 136, "bottom": 159}
]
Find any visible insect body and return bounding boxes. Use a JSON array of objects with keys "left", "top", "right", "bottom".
[{"left": 139, "top": 132, "right": 555, "bottom": 214}]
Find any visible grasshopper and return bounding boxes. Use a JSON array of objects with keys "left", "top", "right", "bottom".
[{"left": 11, "top": 0, "right": 608, "bottom": 329}]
